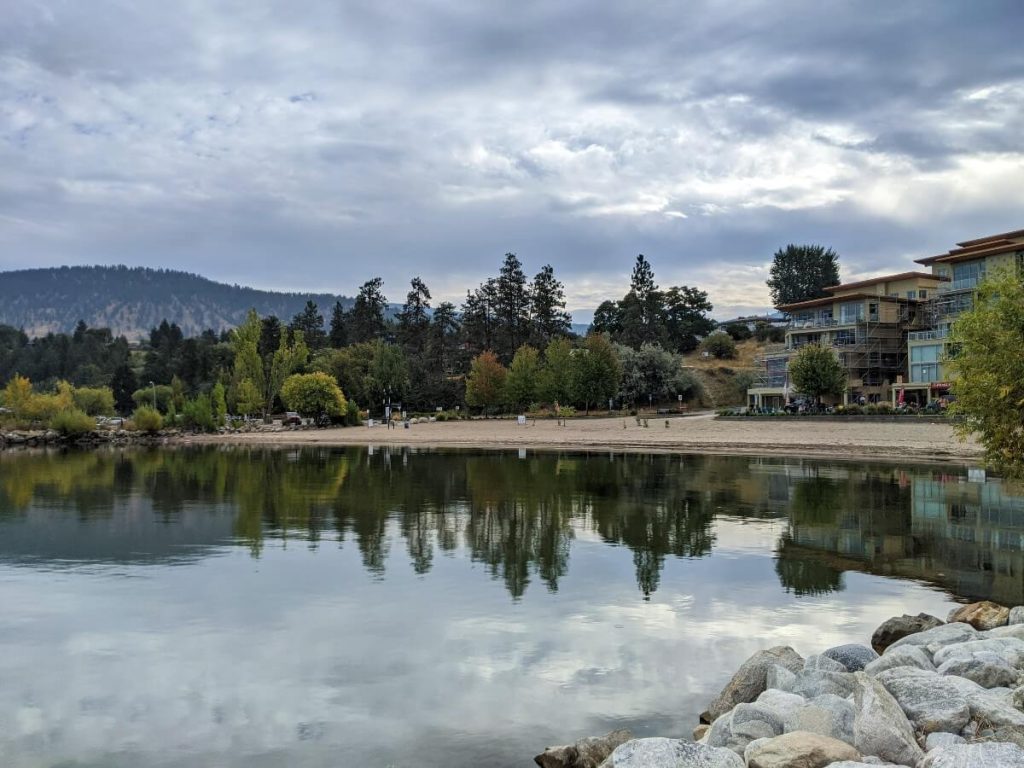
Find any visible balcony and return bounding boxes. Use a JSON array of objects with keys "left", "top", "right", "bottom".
[
  {"left": 789, "top": 318, "right": 837, "bottom": 329},
  {"left": 939, "top": 276, "right": 983, "bottom": 293},
  {"left": 908, "top": 328, "right": 950, "bottom": 341}
]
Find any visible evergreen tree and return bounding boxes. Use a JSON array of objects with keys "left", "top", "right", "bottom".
[
  {"left": 258, "top": 316, "right": 282, "bottom": 361},
  {"left": 461, "top": 280, "right": 497, "bottom": 357},
  {"left": 572, "top": 334, "right": 621, "bottom": 414},
  {"left": 428, "top": 302, "right": 461, "bottom": 374},
  {"left": 591, "top": 300, "right": 621, "bottom": 336},
  {"left": 397, "top": 277, "right": 432, "bottom": 354},
  {"left": 290, "top": 300, "right": 326, "bottom": 350},
  {"left": 349, "top": 278, "right": 388, "bottom": 343},
  {"left": 493, "top": 253, "right": 531, "bottom": 362},
  {"left": 530, "top": 264, "right": 571, "bottom": 345},
  {"left": 328, "top": 301, "right": 348, "bottom": 348},
  {"left": 110, "top": 363, "right": 137, "bottom": 415},
  {"left": 663, "top": 285, "right": 714, "bottom": 353},
  {"left": 617, "top": 254, "right": 666, "bottom": 348}
]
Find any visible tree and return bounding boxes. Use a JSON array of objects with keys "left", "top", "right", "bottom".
[
  {"left": 349, "top": 278, "right": 388, "bottom": 343},
  {"left": 493, "top": 253, "right": 531, "bottom": 361},
  {"left": 428, "top": 302, "right": 460, "bottom": 374},
  {"left": 504, "top": 345, "right": 539, "bottom": 411},
  {"left": 663, "top": 286, "right": 714, "bottom": 352},
  {"left": 767, "top": 244, "right": 840, "bottom": 307},
  {"left": 397, "top": 277, "right": 432, "bottom": 354},
  {"left": 211, "top": 381, "right": 228, "bottom": 426},
  {"left": 280, "top": 372, "right": 347, "bottom": 417},
  {"left": 465, "top": 350, "right": 508, "bottom": 412},
  {"left": 701, "top": 331, "right": 737, "bottom": 359},
  {"left": 291, "top": 301, "right": 326, "bottom": 350},
  {"left": 266, "top": 329, "right": 309, "bottom": 414},
  {"left": 461, "top": 280, "right": 497, "bottom": 357},
  {"left": 789, "top": 343, "right": 846, "bottom": 404},
  {"left": 617, "top": 343, "right": 700, "bottom": 408},
  {"left": 537, "top": 337, "right": 575, "bottom": 406},
  {"left": 235, "top": 378, "right": 262, "bottom": 417},
  {"left": 110, "top": 363, "right": 137, "bottom": 414},
  {"left": 328, "top": 301, "right": 348, "bottom": 348},
  {"left": 591, "top": 300, "right": 621, "bottom": 336},
  {"left": 72, "top": 386, "right": 115, "bottom": 416},
  {"left": 232, "top": 310, "right": 266, "bottom": 408},
  {"left": 572, "top": 334, "right": 621, "bottom": 414},
  {"left": 530, "top": 265, "right": 571, "bottom": 345},
  {"left": 949, "top": 269, "right": 1024, "bottom": 475}
]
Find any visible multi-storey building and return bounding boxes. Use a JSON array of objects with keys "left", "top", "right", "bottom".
[
  {"left": 898, "top": 229, "right": 1024, "bottom": 404},
  {"left": 746, "top": 272, "right": 946, "bottom": 409},
  {"left": 748, "top": 228, "right": 1024, "bottom": 410}
]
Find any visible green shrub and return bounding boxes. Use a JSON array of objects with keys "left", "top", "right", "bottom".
[
  {"left": 701, "top": 332, "right": 737, "bottom": 360},
  {"left": 72, "top": 386, "right": 115, "bottom": 416},
  {"left": 723, "top": 322, "right": 752, "bottom": 341},
  {"left": 20, "top": 393, "right": 63, "bottom": 423},
  {"left": 49, "top": 408, "right": 96, "bottom": 436},
  {"left": 344, "top": 399, "right": 362, "bottom": 426},
  {"left": 182, "top": 394, "right": 217, "bottom": 432},
  {"left": 131, "top": 406, "right": 164, "bottom": 433}
]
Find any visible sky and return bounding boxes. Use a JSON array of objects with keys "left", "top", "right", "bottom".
[{"left": 1, "top": 1, "right": 1023, "bottom": 322}]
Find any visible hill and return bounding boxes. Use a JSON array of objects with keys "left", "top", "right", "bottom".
[{"left": 0, "top": 266, "right": 358, "bottom": 340}]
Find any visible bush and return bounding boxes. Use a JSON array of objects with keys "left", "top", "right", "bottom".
[
  {"left": 723, "top": 322, "right": 753, "bottom": 341},
  {"left": 72, "top": 386, "right": 115, "bottom": 416},
  {"left": 701, "top": 332, "right": 737, "bottom": 359},
  {"left": 20, "top": 393, "right": 62, "bottom": 423},
  {"left": 344, "top": 399, "right": 362, "bottom": 426},
  {"left": 131, "top": 406, "right": 164, "bottom": 433},
  {"left": 754, "top": 322, "right": 786, "bottom": 343},
  {"left": 280, "top": 372, "right": 347, "bottom": 417},
  {"left": 182, "top": 394, "right": 217, "bottom": 432},
  {"left": 49, "top": 408, "right": 96, "bottom": 436}
]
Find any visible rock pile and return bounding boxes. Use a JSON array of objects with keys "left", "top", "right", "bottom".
[{"left": 536, "top": 600, "right": 1024, "bottom": 768}]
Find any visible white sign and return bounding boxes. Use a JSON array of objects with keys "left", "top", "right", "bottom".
[{"left": 517, "top": 415, "right": 527, "bottom": 425}]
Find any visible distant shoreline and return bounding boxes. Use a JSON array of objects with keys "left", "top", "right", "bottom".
[{"left": 183, "top": 413, "right": 984, "bottom": 466}]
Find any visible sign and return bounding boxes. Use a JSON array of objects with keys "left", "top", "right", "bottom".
[{"left": 517, "top": 415, "right": 527, "bottom": 425}]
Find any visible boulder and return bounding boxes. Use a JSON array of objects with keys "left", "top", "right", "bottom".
[
  {"left": 984, "top": 624, "right": 1024, "bottom": 640},
  {"left": 936, "top": 653, "right": 1019, "bottom": 688},
  {"left": 925, "top": 732, "right": 966, "bottom": 751},
  {"left": 850, "top": 672, "right": 925, "bottom": 767},
  {"left": 701, "top": 646, "right": 803, "bottom": 723},
  {"left": 765, "top": 663, "right": 797, "bottom": 693},
  {"left": 597, "top": 738, "right": 743, "bottom": 768},
  {"left": 1012, "top": 685, "right": 1024, "bottom": 711},
  {"left": 977, "top": 725, "right": 1024, "bottom": 748},
  {"left": 1009, "top": 607, "right": 1024, "bottom": 626},
  {"left": 755, "top": 689, "right": 807, "bottom": 721},
  {"left": 791, "top": 668, "right": 857, "bottom": 699},
  {"left": 535, "top": 729, "right": 634, "bottom": 768},
  {"left": 804, "top": 654, "right": 848, "bottom": 673},
  {"left": 823, "top": 763, "right": 899, "bottom": 767},
  {"left": 919, "top": 742, "right": 1024, "bottom": 767},
  {"left": 744, "top": 731, "right": 860, "bottom": 768},
  {"left": 783, "top": 693, "right": 855, "bottom": 744},
  {"left": 889, "top": 622, "right": 978, "bottom": 656},
  {"left": 864, "top": 645, "right": 936, "bottom": 676},
  {"left": 706, "top": 703, "right": 784, "bottom": 754},
  {"left": 947, "top": 601, "right": 1011, "bottom": 630},
  {"left": 823, "top": 644, "right": 879, "bottom": 672},
  {"left": 932, "top": 637, "right": 1024, "bottom": 669},
  {"left": 692, "top": 724, "right": 709, "bottom": 741},
  {"left": 875, "top": 667, "right": 971, "bottom": 734},
  {"left": 963, "top": 689, "right": 1024, "bottom": 727}
]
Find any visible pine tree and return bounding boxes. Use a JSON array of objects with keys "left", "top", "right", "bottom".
[
  {"left": 493, "top": 253, "right": 531, "bottom": 362},
  {"left": 349, "top": 278, "right": 388, "bottom": 343},
  {"left": 461, "top": 280, "right": 497, "bottom": 356},
  {"left": 530, "top": 264, "right": 571, "bottom": 345},
  {"left": 290, "top": 300, "right": 326, "bottom": 350},
  {"left": 328, "top": 301, "right": 348, "bottom": 348},
  {"left": 397, "top": 277, "right": 432, "bottom": 354}
]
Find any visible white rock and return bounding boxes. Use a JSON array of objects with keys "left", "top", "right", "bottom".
[
  {"left": 925, "top": 732, "right": 966, "bottom": 751},
  {"left": 864, "top": 645, "right": 936, "bottom": 676},
  {"left": 598, "top": 738, "right": 743, "bottom": 768},
  {"left": 850, "top": 672, "right": 925, "bottom": 767},
  {"left": 919, "top": 742, "right": 1024, "bottom": 768}
]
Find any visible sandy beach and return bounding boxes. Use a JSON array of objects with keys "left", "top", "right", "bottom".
[{"left": 187, "top": 413, "right": 982, "bottom": 464}]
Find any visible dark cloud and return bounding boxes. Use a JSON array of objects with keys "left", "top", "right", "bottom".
[{"left": 1, "top": 0, "right": 1022, "bottom": 317}]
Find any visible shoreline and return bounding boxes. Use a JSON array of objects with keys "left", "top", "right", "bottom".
[{"left": 181, "top": 413, "right": 984, "bottom": 466}]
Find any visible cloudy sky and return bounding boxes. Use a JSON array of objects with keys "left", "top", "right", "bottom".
[{"left": 2, "top": 1, "right": 1022, "bottom": 321}]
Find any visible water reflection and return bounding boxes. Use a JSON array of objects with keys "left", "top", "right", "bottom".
[
  {"left": 2, "top": 448, "right": 1023, "bottom": 602},
  {"left": 2, "top": 447, "right": 1021, "bottom": 768}
]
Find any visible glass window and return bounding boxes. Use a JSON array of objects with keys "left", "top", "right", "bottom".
[
  {"left": 918, "top": 289, "right": 927, "bottom": 299},
  {"left": 910, "top": 344, "right": 941, "bottom": 363},
  {"left": 906, "top": 290, "right": 915, "bottom": 299},
  {"left": 839, "top": 301, "right": 863, "bottom": 324}
]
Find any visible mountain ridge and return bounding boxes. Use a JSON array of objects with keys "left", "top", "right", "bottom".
[{"left": 0, "top": 265, "right": 357, "bottom": 340}]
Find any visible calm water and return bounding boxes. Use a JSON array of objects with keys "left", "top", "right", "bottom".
[{"left": 1, "top": 447, "right": 1022, "bottom": 768}]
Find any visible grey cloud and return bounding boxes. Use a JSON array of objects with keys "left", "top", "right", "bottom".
[{"left": 1, "top": 0, "right": 1023, "bottom": 315}]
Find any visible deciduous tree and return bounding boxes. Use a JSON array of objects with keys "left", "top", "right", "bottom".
[
  {"left": 465, "top": 350, "right": 507, "bottom": 412},
  {"left": 504, "top": 345, "right": 539, "bottom": 411},
  {"left": 949, "top": 268, "right": 1024, "bottom": 475},
  {"left": 788, "top": 343, "right": 846, "bottom": 404},
  {"left": 767, "top": 244, "right": 840, "bottom": 307},
  {"left": 280, "top": 372, "right": 347, "bottom": 417}
]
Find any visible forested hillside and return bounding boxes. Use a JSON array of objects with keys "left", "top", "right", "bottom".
[{"left": 0, "top": 266, "right": 355, "bottom": 339}]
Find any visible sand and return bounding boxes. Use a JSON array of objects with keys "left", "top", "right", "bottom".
[{"left": 186, "top": 413, "right": 982, "bottom": 464}]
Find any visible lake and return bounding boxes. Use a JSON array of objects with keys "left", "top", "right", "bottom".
[{"left": 1, "top": 447, "right": 1021, "bottom": 767}]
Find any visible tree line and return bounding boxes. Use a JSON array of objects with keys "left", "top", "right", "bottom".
[{"left": 0, "top": 252, "right": 725, "bottom": 429}]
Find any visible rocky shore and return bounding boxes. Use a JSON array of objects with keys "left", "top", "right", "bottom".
[
  {"left": 535, "top": 600, "right": 1024, "bottom": 768},
  {"left": 0, "top": 421, "right": 318, "bottom": 450}
]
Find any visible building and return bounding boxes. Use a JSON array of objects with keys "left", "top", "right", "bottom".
[
  {"left": 898, "top": 229, "right": 1024, "bottom": 404},
  {"left": 747, "top": 272, "right": 946, "bottom": 409},
  {"left": 749, "top": 228, "right": 1024, "bottom": 410}
]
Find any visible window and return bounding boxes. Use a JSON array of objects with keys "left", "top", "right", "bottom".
[
  {"left": 839, "top": 301, "right": 863, "bottom": 324},
  {"left": 910, "top": 344, "right": 942, "bottom": 384},
  {"left": 918, "top": 289, "right": 927, "bottom": 299},
  {"left": 906, "top": 290, "right": 915, "bottom": 299},
  {"left": 868, "top": 303, "right": 879, "bottom": 321},
  {"left": 910, "top": 345, "right": 940, "bottom": 363}
]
